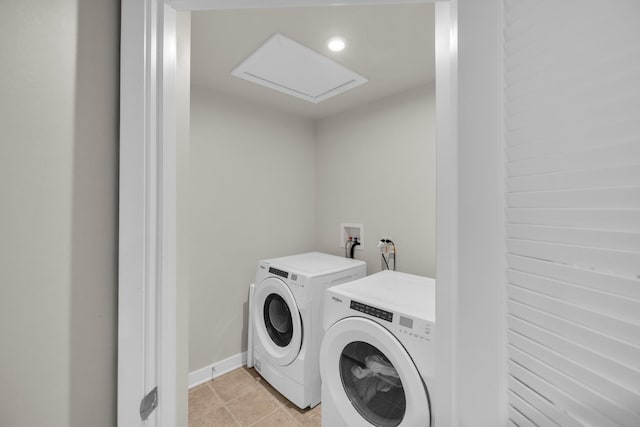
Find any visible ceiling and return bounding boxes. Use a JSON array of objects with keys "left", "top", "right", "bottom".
[{"left": 191, "top": 4, "right": 435, "bottom": 119}]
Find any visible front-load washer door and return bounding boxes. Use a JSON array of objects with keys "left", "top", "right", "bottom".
[
  {"left": 253, "top": 277, "right": 302, "bottom": 366},
  {"left": 320, "top": 317, "right": 430, "bottom": 427}
]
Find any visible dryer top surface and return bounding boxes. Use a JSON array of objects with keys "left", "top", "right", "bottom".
[{"left": 261, "top": 252, "right": 366, "bottom": 278}]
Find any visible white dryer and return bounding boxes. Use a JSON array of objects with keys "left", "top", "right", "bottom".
[
  {"left": 320, "top": 270, "right": 435, "bottom": 427},
  {"left": 252, "top": 252, "right": 366, "bottom": 409}
]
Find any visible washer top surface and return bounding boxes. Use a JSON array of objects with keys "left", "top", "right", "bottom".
[
  {"left": 261, "top": 252, "right": 365, "bottom": 278},
  {"left": 328, "top": 270, "right": 435, "bottom": 322}
]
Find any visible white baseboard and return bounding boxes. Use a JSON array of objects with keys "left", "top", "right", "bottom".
[{"left": 189, "top": 352, "right": 248, "bottom": 389}]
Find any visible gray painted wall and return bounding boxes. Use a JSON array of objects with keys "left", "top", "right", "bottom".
[
  {"left": 0, "top": 1, "right": 119, "bottom": 426},
  {"left": 188, "top": 88, "right": 317, "bottom": 371},
  {"left": 187, "top": 85, "right": 436, "bottom": 372},
  {"left": 315, "top": 85, "right": 436, "bottom": 277}
]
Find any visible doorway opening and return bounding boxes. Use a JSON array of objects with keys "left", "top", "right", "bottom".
[
  {"left": 187, "top": 5, "right": 436, "bottom": 425},
  {"left": 118, "top": 1, "right": 457, "bottom": 426}
]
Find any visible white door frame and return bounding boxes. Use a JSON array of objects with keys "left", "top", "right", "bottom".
[{"left": 118, "top": 0, "right": 458, "bottom": 425}]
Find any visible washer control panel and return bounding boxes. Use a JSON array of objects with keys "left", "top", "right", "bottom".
[
  {"left": 397, "top": 316, "right": 432, "bottom": 341},
  {"left": 350, "top": 300, "right": 393, "bottom": 322},
  {"left": 268, "top": 267, "right": 289, "bottom": 279}
]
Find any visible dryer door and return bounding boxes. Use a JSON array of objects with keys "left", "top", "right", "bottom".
[
  {"left": 320, "top": 317, "right": 430, "bottom": 427},
  {"left": 253, "top": 277, "right": 302, "bottom": 366}
]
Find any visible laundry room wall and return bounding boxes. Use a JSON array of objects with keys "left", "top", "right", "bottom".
[
  {"left": 188, "top": 88, "right": 317, "bottom": 372},
  {"left": 0, "top": 0, "right": 119, "bottom": 426},
  {"left": 315, "top": 84, "right": 436, "bottom": 277}
]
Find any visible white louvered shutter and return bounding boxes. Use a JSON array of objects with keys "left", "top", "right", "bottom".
[{"left": 503, "top": 1, "right": 640, "bottom": 426}]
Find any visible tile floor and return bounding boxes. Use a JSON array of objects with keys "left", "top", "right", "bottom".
[{"left": 189, "top": 367, "right": 321, "bottom": 426}]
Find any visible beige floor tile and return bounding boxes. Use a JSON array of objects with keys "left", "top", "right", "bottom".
[
  {"left": 309, "top": 404, "right": 321, "bottom": 418},
  {"left": 189, "top": 383, "right": 222, "bottom": 415},
  {"left": 189, "top": 404, "right": 239, "bottom": 427},
  {"left": 225, "top": 386, "right": 280, "bottom": 426},
  {"left": 250, "top": 407, "right": 297, "bottom": 426},
  {"left": 210, "top": 369, "right": 258, "bottom": 402},
  {"left": 243, "top": 367, "right": 261, "bottom": 379},
  {"left": 299, "top": 413, "right": 321, "bottom": 427},
  {"left": 283, "top": 401, "right": 317, "bottom": 425},
  {"left": 255, "top": 377, "right": 291, "bottom": 407},
  {"left": 189, "top": 367, "right": 323, "bottom": 426}
]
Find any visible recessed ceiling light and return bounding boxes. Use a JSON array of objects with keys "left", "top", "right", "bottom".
[{"left": 327, "top": 37, "right": 346, "bottom": 52}]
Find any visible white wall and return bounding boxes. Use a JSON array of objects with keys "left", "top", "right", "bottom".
[
  {"left": 0, "top": 1, "right": 119, "bottom": 426},
  {"left": 455, "top": 0, "right": 504, "bottom": 425},
  {"left": 315, "top": 85, "right": 436, "bottom": 277},
  {"left": 176, "top": 11, "right": 191, "bottom": 427},
  {"left": 189, "top": 88, "right": 317, "bottom": 371}
]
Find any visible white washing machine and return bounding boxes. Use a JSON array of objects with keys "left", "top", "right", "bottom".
[
  {"left": 320, "top": 270, "right": 435, "bottom": 427},
  {"left": 252, "top": 252, "right": 366, "bottom": 409}
]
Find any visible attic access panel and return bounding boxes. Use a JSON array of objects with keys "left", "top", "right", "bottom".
[{"left": 231, "top": 33, "right": 368, "bottom": 104}]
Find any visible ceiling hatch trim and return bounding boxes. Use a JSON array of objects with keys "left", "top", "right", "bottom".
[{"left": 231, "top": 32, "right": 368, "bottom": 104}]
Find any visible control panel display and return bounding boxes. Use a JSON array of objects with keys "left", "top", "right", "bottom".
[
  {"left": 399, "top": 316, "right": 413, "bottom": 329},
  {"left": 269, "top": 267, "right": 289, "bottom": 279},
  {"left": 350, "top": 300, "right": 393, "bottom": 322}
]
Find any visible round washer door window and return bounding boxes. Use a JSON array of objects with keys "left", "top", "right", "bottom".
[
  {"left": 263, "top": 293, "right": 294, "bottom": 347},
  {"left": 253, "top": 277, "right": 302, "bottom": 366},
  {"left": 320, "top": 317, "right": 430, "bottom": 427},
  {"left": 340, "top": 341, "right": 406, "bottom": 426}
]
